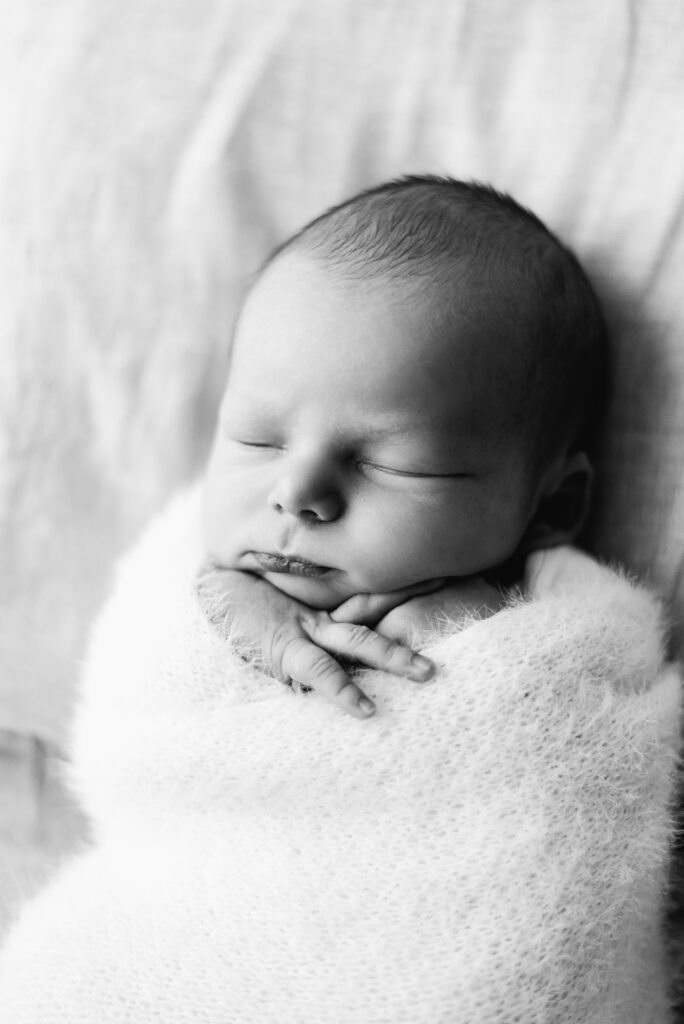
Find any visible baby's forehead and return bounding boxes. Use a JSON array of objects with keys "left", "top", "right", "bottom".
[
  {"left": 250, "top": 246, "right": 532, "bottom": 358},
  {"left": 232, "top": 258, "right": 535, "bottom": 453}
]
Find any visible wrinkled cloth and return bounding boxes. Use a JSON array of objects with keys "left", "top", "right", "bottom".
[{"left": 0, "top": 489, "right": 680, "bottom": 1023}]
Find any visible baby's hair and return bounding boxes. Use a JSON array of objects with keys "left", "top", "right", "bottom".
[{"left": 265, "top": 175, "right": 610, "bottom": 467}]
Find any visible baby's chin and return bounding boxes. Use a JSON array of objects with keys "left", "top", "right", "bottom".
[{"left": 262, "top": 571, "right": 356, "bottom": 611}]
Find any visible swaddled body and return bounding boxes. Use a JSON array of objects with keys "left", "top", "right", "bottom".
[{"left": 0, "top": 489, "right": 679, "bottom": 1024}]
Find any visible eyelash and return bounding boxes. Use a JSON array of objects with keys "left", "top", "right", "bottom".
[{"left": 360, "top": 461, "right": 466, "bottom": 480}]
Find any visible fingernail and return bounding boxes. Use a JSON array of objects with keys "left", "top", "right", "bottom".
[
  {"left": 357, "top": 697, "right": 376, "bottom": 716},
  {"left": 410, "top": 654, "right": 434, "bottom": 679}
]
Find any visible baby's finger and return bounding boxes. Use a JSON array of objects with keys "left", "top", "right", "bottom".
[
  {"left": 280, "top": 636, "right": 376, "bottom": 720},
  {"left": 305, "top": 617, "right": 434, "bottom": 682},
  {"left": 330, "top": 578, "right": 446, "bottom": 626}
]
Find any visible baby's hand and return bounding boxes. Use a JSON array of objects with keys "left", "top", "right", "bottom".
[
  {"left": 372, "top": 576, "right": 506, "bottom": 646},
  {"left": 195, "top": 566, "right": 439, "bottom": 720}
]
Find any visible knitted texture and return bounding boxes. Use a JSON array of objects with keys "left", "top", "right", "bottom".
[{"left": 0, "top": 488, "right": 680, "bottom": 1024}]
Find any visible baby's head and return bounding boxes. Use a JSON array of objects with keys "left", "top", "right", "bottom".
[{"left": 203, "top": 176, "right": 608, "bottom": 608}]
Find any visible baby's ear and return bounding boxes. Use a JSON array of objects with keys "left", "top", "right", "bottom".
[{"left": 525, "top": 451, "right": 593, "bottom": 550}]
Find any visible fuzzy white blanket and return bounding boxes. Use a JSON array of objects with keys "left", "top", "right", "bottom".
[{"left": 0, "top": 489, "right": 680, "bottom": 1024}]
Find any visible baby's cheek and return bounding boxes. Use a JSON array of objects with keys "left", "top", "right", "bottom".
[
  {"left": 362, "top": 499, "right": 499, "bottom": 582},
  {"left": 347, "top": 508, "right": 449, "bottom": 588}
]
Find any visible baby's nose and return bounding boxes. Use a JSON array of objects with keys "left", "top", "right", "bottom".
[
  {"left": 267, "top": 456, "right": 344, "bottom": 523},
  {"left": 266, "top": 454, "right": 342, "bottom": 520}
]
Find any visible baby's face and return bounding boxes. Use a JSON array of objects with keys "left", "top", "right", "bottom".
[{"left": 203, "top": 253, "right": 546, "bottom": 609}]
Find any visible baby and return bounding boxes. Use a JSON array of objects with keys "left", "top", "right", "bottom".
[
  {"left": 0, "top": 178, "right": 678, "bottom": 1024},
  {"left": 198, "top": 174, "right": 608, "bottom": 713}
]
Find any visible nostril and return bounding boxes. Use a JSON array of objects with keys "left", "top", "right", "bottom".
[{"left": 269, "top": 485, "right": 341, "bottom": 522}]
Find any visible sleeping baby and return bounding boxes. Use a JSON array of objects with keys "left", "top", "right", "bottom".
[
  {"left": 0, "top": 177, "right": 679, "bottom": 1024},
  {"left": 196, "top": 174, "right": 605, "bottom": 712}
]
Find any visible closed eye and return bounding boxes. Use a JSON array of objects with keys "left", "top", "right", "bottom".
[
  {"left": 359, "top": 460, "right": 470, "bottom": 480},
  {"left": 234, "top": 439, "right": 282, "bottom": 450}
]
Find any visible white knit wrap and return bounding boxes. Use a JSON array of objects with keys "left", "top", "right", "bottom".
[{"left": 0, "top": 489, "right": 680, "bottom": 1024}]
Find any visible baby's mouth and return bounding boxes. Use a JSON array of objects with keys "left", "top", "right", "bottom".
[{"left": 251, "top": 551, "right": 336, "bottom": 578}]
